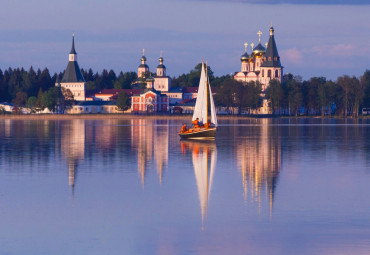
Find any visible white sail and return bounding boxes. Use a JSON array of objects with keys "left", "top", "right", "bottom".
[
  {"left": 192, "top": 62, "right": 218, "bottom": 126},
  {"left": 208, "top": 79, "right": 218, "bottom": 127},
  {"left": 192, "top": 63, "right": 208, "bottom": 124}
]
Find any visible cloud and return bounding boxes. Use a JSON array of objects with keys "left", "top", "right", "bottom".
[
  {"left": 308, "top": 44, "right": 356, "bottom": 57},
  {"left": 187, "top": 0, "right": 370, "bottom": 5},
  {"left": 280, "top": 48, "right": 303, "bottom": 64}
]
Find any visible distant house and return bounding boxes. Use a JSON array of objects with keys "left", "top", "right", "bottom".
[
  {"left": 182, "top": 87, "right": 198, "bottom": 101},
  {"left": 175, "top": 98, "right": 196, "bottom": 114},
  {"left": 85, "top": 89, "right": 144, "bottom": 102},
  {"left": 162, "top": 87, "right": 183, "bottom": 105},
  {"left": 66, "top": 101, "right": 124, "bottom": 114}
]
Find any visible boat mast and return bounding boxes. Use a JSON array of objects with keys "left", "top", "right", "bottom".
[{"left": 205, "top": 62, "right": 209, "bottom": 125}]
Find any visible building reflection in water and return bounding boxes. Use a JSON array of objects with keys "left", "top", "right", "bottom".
[
  {"left": 181, "top": 140, "right": 217, "bottom": 229},
  {"left": 131, "top": 119, "right": 168, "bottom": 186},
  {"left": 60, "top": 120, "right": 85, "bottom": 197},
  {"left": 236, "top": 119, "right": 281, "bottom": 215}
]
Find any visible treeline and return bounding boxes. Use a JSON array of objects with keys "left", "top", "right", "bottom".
[
  {"left": 264, "top": 71, "right": 370, "bottom": 117},
  {"left": 0, "top": 67, "right": 137, "bottom": 109},
  {"left": 172, "top": 63, "right": 231, "bottom": 88}
]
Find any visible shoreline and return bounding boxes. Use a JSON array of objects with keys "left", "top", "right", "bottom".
[{"left": 0, "top": 114, "right": 368, "bottom": 120}]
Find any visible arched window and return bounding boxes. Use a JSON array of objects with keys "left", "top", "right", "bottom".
[
  {"left": 275, "top": 70, "right": 279, "bottom": 78},
  {"left": 262, "top": 70, "right": 264, "bottom": 77},
  {"left": 268, "top": 70, "right": 271, "bottom": 78}
]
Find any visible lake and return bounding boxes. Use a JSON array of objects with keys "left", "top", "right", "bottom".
[{"left": 0, "top": 118, "right": 369, "bottom": 255}]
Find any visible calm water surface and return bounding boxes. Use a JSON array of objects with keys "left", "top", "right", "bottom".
[{"left": 0, "top": 118, "right": 369, "bottom": 255}]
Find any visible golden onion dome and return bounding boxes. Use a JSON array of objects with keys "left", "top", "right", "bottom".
[
  {"left": 253, "top": 43, "right": 266, "bottom": 55},
  {"left": 240, "top": 52, "right": 249, "bottom": 62}
]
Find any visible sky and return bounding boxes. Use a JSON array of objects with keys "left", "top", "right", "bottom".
[{"left": 0, "top": 0, "right": 369, "bottom": 80}]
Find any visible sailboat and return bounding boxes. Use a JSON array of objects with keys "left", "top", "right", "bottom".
[{"left": 178, "top": 62, "right": 218, "bottom": 139}]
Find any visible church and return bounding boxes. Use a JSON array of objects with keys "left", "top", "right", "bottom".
[
  {"left": 234, "top": 26, "right": 283, "bottom": 92},
  {"left": 56, "top": 35, "right": 86, "bottom": 101},
  {"left": 132, "top": 51, "right": 173, "bottom": 112},
  {"left": 137, "top": 50, "right": 172, "bottom": 92}
]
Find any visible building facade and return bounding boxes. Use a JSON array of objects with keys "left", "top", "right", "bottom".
[{"left": 131, "top": 78, "right": 169, "bottom": 112}]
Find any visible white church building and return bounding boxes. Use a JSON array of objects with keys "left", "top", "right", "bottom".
[{"left": 56, "top": 35, "right": 86, "bottom": 101}]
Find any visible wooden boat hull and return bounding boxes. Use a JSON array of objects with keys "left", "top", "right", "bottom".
[{"left": 178, "top": 127, "right": 216, "bottom": 139}]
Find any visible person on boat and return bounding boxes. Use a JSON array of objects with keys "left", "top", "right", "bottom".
[
  {"left": 181, "top": 123, "right": 188, "bottom": 133},
  {"left": 192, "top": 118, "right": 200, "bottom": 128}
]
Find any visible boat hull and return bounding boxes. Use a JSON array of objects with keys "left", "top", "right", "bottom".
[{"left": 178, "top": 127, "right": 216, "bottom": 140}]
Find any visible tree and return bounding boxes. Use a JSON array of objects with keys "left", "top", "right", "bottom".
[
  {"left": 244, "top": 81, "right": 262, "bottom": 110},
  {"left": 116, "top": 91, "right": 130, "bottom": 111},
  {"left": 361, "top": 70, "right": 370, "bottom": 108},
  {"left": 26, "top": 96, "right": 37, "bottom": 112},
  {"left": 41, "top": 87, "right": 59, "bottom": 111},
  {"left": 283, "top": 75, "right": 302, "bottom": 116},
  {"left": 337, "top": 75, "right": 362, "bottom": 117},
  {"left": 61, "top": 87, "right": 74, "bottom": 108},
  {"left": 114, "top": 72, "right": 137, "bottom": 89},
  {"left": 214, "top": 78, "right": 236, "bottom": 110},
  {"left": 265, "top": 79, "right": 283, "bottom": 115},
  {"left": 12, "top": 91, "right": 28, "bottom": 106}
]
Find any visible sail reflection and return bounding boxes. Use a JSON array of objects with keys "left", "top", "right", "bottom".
[
  {"left": 181, "top": 140, "right": 217, "bottom": 228},
  {"left": 237, "top": 119, "right": 281, "bottom": 214}
]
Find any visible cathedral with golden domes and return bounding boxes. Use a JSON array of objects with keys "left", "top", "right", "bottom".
[{"left": 234, "top": 26, "right": 283, "bottom": 92}]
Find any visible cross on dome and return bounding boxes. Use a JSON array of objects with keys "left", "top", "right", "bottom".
[
  {"left": 257, "top": 31, "right": 262, "bottom": 43},
  {"left": 244, "top": 43, "right": 248, "bottom": 52}
]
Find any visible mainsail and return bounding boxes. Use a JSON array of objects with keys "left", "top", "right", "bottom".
[{"left": 192, "top": 62, "right": 218, "bottom": 126}]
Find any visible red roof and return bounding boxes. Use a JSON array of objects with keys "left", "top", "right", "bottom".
[{"left": 89, "top": 89, "right": 144, "bottom": 99}]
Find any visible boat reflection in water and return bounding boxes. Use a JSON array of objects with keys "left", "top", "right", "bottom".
[
  {"left": 181, "top": 140, "right": 217, "bottom": 229},
  {"left": 236, "top": 119, "right": 281, "bottom": 215}
]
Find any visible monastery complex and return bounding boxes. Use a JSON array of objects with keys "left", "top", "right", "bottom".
[{"left": 55, "top": 26, "right": 282, "bottom": 114}]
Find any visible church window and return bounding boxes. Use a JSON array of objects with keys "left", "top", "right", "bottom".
[
  {"left": 268, "top": 57, "right": 271, "bottom": 61},
  {"left": 262, "top": 70, "right": 264, "bottom": 77},
  {"left": 275, "top": 70, "right": 279, "bottom": 78},
  {"left": 268, "top": 70, "right": 271, "bottom": 78},
  {"left": 274, "top": 57, "right": 277, "bottom": 61}
]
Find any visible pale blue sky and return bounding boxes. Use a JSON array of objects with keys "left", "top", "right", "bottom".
[{"left": 0, "top": 0, "right": 369, "bottom": 80}]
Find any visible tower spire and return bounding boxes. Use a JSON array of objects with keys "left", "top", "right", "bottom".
[{"left": 70, "top": 33, "right": 76, "bottom": 54}]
